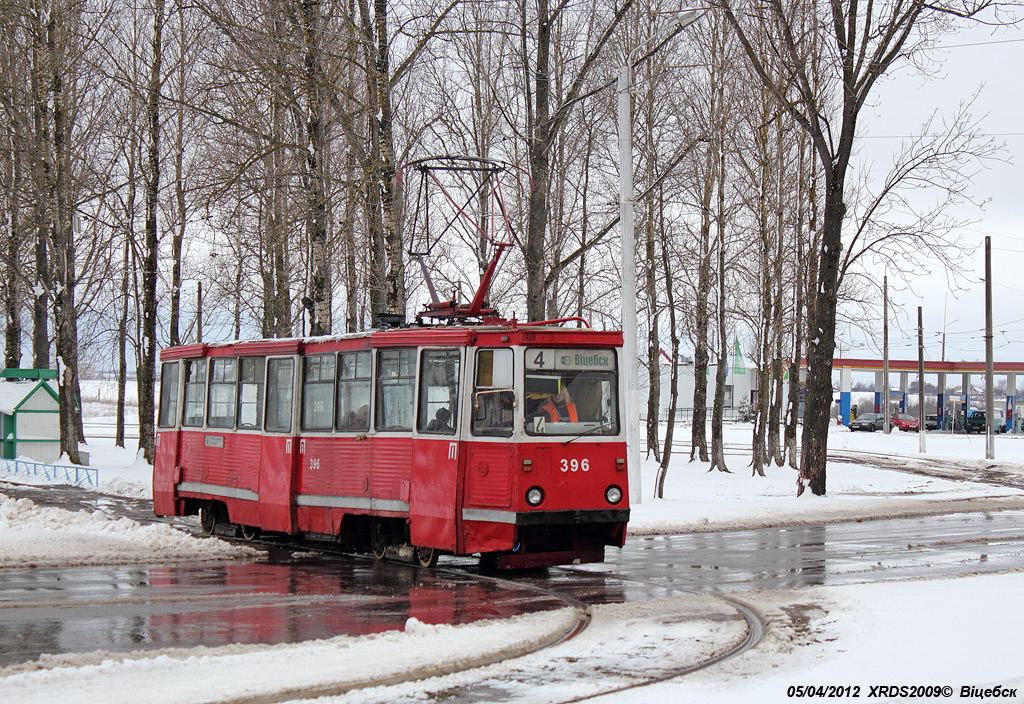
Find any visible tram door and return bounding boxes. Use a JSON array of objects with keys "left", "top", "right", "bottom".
[{"left": 409, "top": 349, "right": 465, "bottom": 551}]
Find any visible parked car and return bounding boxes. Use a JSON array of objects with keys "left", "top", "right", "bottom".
[
  {"left": 849, "top": 412, "right": 884, "bottom": 432},
  {"left": 890, "top": 412, "right": 920, "bottom": 432},
  {"left": 965, "top": 409, "right": 1006, "bottom": 433},
  {"left": 924, "top": 414, "right": 938, "bottom": 430}
]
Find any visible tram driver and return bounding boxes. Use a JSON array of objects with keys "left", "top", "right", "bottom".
[{"left": 538, "top": 387, "right": 578, "bottom": 423}]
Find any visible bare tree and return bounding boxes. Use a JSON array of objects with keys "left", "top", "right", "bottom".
[{"left": 715, "top": 0, "right": 1003, "bottom": 495}]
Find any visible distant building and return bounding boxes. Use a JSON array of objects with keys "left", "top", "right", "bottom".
[
  {"left": 0, "top": 369, "right": 61, "bottom": 463},
  {"left": 658, "top": 339, "right": 759, "bottom": 421}
]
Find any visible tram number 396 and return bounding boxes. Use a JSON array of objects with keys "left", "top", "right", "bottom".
[{"left": 560, "top": 458, "right": 590, "bottom": 472}]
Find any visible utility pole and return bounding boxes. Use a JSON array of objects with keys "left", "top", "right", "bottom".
[
  {"left": 197, "top": 282, "right": 203, "bottom": 344},
  {"left": 918, "top": 306, "right": 926, "bottom": 454},
  {"left": 985, "top": 236, "right": 994, "bottom": 459},
  {"left": 883, "top": 275, "right": 890, "bottom": 433}
]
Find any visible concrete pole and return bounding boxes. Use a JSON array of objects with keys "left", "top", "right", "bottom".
[
  {"left": 918, "top": 306, "right": 926, "bottom": 453},
  {"left": 985, "top": 236, "right": 994, "bottom": 459},
  {"left": 883, "top": 275, "right": 890, "bottom": 433},
  {"left": 618, "top": 63, "right": 641, "bottom": 504},
  {"left": 617, "top": 10, "right": 701, "bottom": 504}
]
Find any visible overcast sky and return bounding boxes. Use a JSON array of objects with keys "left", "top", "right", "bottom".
[{"left": 842, "top": 19, "right": 1024, "bottom": 366}]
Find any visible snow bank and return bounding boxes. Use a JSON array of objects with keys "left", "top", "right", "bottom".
[
  {"left": 0, "top": 493, "right": 257, "bottom": 568},
  {"left": 0, "top": 608, "right": 581, "bottom": 704}
]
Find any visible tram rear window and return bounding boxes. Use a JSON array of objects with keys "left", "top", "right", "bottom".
[{"left": 157, "top": 362, "right": 179, "bottom": 428}]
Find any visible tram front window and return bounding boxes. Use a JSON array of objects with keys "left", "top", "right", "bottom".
[{"left": 524, "top": 348, "right": 618, "bottom": 436}]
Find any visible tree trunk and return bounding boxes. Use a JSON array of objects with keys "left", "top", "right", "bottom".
[
  {"left": 3, "top": 115, "right": 22, "bottom": 369},
  {"left": 644, "top": 171, "right": 661, "bottom": 463},
  {"left": 138, "top": 0, "right": 164, "bottom": 464},
  {"left": 709, "top": 145, "right": 729, "bottom": 473},
  {"left": 655, "top": 220, "right": 680, "bottom": 498},
  {"left": 116, "top": 240, "right": 129, "bottom": 448},
  {"left": 798, "top": 170, "right": 844, "bottom": 496},
  {"left": 690, "top": 144, "right": 714, "bottom": 463},
  {"left": 302, "top": 0, "right": 332, "bottom": 334},
  {"left": 30, "top": 16, "right": 50, "bottom": 370},
  {"left": 168, "top": 12, "right": 186, "bottom": 348},
  {"left": 49, "top": 1, "right": 82, "bottom": 461}
]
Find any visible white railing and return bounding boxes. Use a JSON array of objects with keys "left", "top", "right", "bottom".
[{"left": 0, "top": 459, "right": 98, "bottom": 487}]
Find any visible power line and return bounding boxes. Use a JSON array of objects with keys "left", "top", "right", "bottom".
[
  {"left": 860, "top": 131, "right": 1024, "bottom": 140},
  {"left": 939, "top": 37, "right": 1024, "bottom": 50}
]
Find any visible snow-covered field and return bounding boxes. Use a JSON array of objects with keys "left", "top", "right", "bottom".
[{"left": 2, "top": 419, "right": 1024, "bottom": 702}]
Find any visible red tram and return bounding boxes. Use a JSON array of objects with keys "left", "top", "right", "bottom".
[{"left": 152, "top": 320, "right": 630, "bottom": 568}]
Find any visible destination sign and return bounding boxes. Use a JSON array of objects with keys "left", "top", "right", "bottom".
[{"left": 526, "top": 348, "right": 616, "bottom": 371}]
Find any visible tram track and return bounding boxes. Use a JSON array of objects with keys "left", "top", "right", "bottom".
[
  {"left": 42, "top": 503, "right": 765, "bottom": 704},
  {"left": 8, "top": 438, "right": 1019, "bottom": 702},
  {"left": 213, "top": 524, "right": 769, "bottom": 703},
  {"left": 534, "top": 567, "right": 766, "bottom": 704}
]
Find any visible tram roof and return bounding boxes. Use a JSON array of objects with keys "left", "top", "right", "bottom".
[{"left": 159, "top": 322, "right": 622, "bottom": 360}]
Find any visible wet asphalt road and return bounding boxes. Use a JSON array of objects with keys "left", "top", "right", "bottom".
[{"left": 2, "top": 483, "right": 1023, "bottom": 668}]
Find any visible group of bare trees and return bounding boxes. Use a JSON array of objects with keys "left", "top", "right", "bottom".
[{"left": 0, "top": 0, "right": 1005, "bottom": 492}]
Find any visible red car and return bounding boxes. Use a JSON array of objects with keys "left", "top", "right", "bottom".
[{"left": 890, "top": 413, "right": 920, "bottom": 432}]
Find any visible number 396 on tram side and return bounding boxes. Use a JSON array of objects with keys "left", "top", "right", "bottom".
[{"left": 152, "top": 321, "right": 630, "bottom": 569}]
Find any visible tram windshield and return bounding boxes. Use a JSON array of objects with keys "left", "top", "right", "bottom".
[{"left": 524, "top": 348, "right": 619, "bottom": 436}]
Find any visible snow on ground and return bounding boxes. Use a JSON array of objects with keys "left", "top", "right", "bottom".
[
  {"left": 630, "top": 425, "right": 1024, "bottom": 534},
  {"left": 3, "top": 419, "right": 1024, "bottom": 701},
  {"left": 0, "top": 609, "right": 582, "bottom": 704},
  {"left": 0, "top": 493, "right": 258, "bottom": 567}
]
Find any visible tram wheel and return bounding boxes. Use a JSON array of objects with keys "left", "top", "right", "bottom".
[
  {"left": 240, "top": 525, "right": 260, "bottom": 541},
  {"left": 199, "top": 504, "right": 218, "bottom": 536},
  {"left": 414, "top": 546, "right": 439, "bottom": 568},
  {"left": 370, "top": 520, "right": 389, "bottom": 560}
]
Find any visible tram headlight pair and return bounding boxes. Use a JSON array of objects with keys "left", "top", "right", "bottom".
[
  {"left": 525, "top": 486, "right": 545, "bottom": 506},
  {"left": 605, "top": 485, "right": 623, "bottom": 505}
]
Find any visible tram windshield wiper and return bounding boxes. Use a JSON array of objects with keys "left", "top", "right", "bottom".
[{"left": 561, "top": 422, "right": 614, "bottom": 445}]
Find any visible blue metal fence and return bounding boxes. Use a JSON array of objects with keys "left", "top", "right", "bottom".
[{"left": 0, "top": 459, "right": 98, "bottom": 487}]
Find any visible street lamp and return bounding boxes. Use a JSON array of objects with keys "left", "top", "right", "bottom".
[{"left": 619, "top": 9, "right": 701, "bottom": 505}]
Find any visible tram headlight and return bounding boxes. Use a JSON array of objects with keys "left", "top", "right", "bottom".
[
  {"left": 605, "top": 485, "right": 623, "bottom": 505},
  {"left": 525, "top": 486, "right": 545, "bottom": 507}
]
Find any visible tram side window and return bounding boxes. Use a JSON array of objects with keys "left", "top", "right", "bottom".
[
  {"left": 302, "top": 353, "right": 336, "bottom": 430},
  {"left": 265, "top": 358, "right": 295, "bottom": 433},
  {"left": 157, "top": 361, "right": 180, "bottom": 428},
  {"left": 182, "top": 359, "right": 207, "bottom": 427},
  {"left": 336, "top": 350, "right": 371, "bottom": 431},
  {"left": 472, "top": 349, "right": 513, "bottom": 437},
  {"left": 418, "top": 349, "right": 460, "bottom": 435},
  {"left": 237, "top": 357, "right": 265, "bottom": 429},
  {"left": 207, "top": 358, "right": 239, "bottom": 428},
  {"left": 375, "top": 348, "right": 415, "bottom": 431}
]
